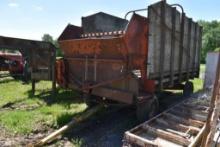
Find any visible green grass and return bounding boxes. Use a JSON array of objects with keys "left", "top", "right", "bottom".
[
  {"left": 191, "top": 78, "right": 203, "bottom": 92},
  {"left": 0, "top": 77, "right": 86, "bottom": 135},
  {"left": 0, "top": 110, "right": 39, "bottom": 134},
  {"left": 191, "top": 64, "right": 206, "bottom": 92},
  {"left": 200, "top": 64, "right": 206, "bottom": 74},
  {"left": 0, "top": 64, "right": 206, "bottom": 140}
]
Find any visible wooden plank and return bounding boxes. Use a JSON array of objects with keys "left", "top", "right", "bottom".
[
  {"left": 154, "top": 119, "right": 190, "bottom": 138},
  {"left": 182, "top": 103, "right": 209, "bottom": 111},
  {"left": 183, "top": 103, "right": 210, "bottom": 110},
  {"left": 51, "top": 50, "right": 56, "bottom": 96},
  {"left": 155, "top": 118, "right": 200, "bottom": 135},
  {"left": 178, "top": 105, "right": 208, "bottom": 116},
  {"left": 32, "top": 80, "right": 36, "bottom": 95},
  {"left": 189, "top": 125, "right": 206, "bottom": 147},
  {"left": 143, "top": 125, "right": 191, "bottom": 146},
  {"left": 169, "top": 108, "right": 207, "bottom": 122},
  {"left": 163, "top": 112, "right": 204, "bottom": 128},
  {"left": 34, "top": 105, "right": 103, "bottom": 146},
  {"left": 124, "top": 131, "right": 158, "bottom": 147}
]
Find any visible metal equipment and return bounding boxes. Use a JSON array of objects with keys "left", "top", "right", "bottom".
[
  {"left": 56, "top": 1, "right": 202, "bottom": 121},
  {"left": 0, "top": 51, "right": 24, "bottom": 77}
]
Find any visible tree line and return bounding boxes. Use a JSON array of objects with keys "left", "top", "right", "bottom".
[
  {"left": 198, "top": 20, "right": 220, "bottom": 63},
  {"left": 42, "top": 20, "right": 220, "bottom": 63}
]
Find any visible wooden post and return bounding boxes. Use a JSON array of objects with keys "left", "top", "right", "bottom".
[
  {"left": 51, "top": 48, "right": 56, "bottom": 96},
  {"left": 201, "top": 52, "right": 220, "bottom": 147},
  {"left": 32, "top": 80, "right": 35, "bottom": 95}
]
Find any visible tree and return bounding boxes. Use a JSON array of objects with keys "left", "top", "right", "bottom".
[
  {"left": 198, "top": 20, "right": 220, "bottom": 63},
  {"left": 42, "top": 34, "right": 63, "bottom": 57},
  {"left": 42, "top": 34, "right": 53, "bottom": 43}
]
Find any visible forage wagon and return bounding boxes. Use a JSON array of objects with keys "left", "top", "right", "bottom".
[{"left": 56, "top": 0, "right": 202, "bottom": 121}]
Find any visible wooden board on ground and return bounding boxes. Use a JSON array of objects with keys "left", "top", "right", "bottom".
[{"left": 123, "top": 92, "right": 210, "bottom": 147}]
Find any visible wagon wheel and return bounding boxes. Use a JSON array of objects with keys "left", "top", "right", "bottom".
[
  {"left": 183, "top": 81, "right": 194, "bottom": 97},
  {"left": 83, "top": 93, "right": 98, "bottom": 108},
  {"left": 136, "top": 95, "right": 159, "bottom": 122}
]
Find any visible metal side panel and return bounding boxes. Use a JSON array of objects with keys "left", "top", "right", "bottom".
[
  {"left": 92, "top": 87, "right": 134, "bottom": 104},
  {"left": 147, "top": 1, "right": 202, "bottom": 86}
]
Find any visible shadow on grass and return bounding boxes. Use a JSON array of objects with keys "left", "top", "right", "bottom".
[
  {"left": 26, "top": 87, "right": 83, "bottom": 107},
  {"left": 0, "top": 77, "right": 18, "bottom": 84}
]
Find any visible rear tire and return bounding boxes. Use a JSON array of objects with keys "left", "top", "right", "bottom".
[
  {"left": 83, "top": 93, "right": 97, "bottom": 108},
  {"left": 136, "top": 95, "right": 159, "bottom": 122},
  {"left": 183, "top": 81, "right": 194, "bottom": 97}
]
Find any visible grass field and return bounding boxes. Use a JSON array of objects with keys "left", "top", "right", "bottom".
[
  {"left": 0, "top": 78, "right": 87, "bottom": 136},
  {"left": 0, "top": 64, "right": 206, "bottom": 145},
  {"left": 192, "top": 64, "right": 205, "bottom": 92}
]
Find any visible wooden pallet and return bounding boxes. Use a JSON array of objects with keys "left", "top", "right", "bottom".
[{"left": 123, "top": 93, "right": 210, "bottom": 147}]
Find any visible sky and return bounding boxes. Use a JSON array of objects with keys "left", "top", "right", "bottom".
[{"left": 0, "top": 0, "right": 219, "bottom": 40}]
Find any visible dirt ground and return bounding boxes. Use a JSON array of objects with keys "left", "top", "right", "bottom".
[{"left": 0, "top": 91, "right": 186, "bottom": 147}]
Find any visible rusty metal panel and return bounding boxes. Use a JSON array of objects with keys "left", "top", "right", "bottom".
[
  {"left": 58, "top": 24, "right": 83, "bottom": 41},
  {"left": 124, "top": 14, "right": 149, "bottom": 81},
  {"left": 66, "top": 59, "right": 126, "bottom": 84},
  {"left": 82, "top": 12, "right": 128, "bottom": 33},
  {"left": 59, "top": 37, "right": 127, "bottom": 59},
  {"left": 58, "top": 13, "right": 148, "bottom": 102},
  {"left": 92, "top": 87, "right": 134, "bottom": 104}
]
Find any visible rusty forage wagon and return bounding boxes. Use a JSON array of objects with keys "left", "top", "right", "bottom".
[{"left": 56, "top": 1, "right": 202, "bottom": 121}]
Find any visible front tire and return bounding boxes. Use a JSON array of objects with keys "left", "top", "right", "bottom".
[{"left": 136, "top": 95, "right": 159, "bottom": 122}]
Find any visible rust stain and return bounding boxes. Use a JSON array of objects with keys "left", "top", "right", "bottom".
[{"left": 58, "top": 13, "right": 153, "bottom": 92}]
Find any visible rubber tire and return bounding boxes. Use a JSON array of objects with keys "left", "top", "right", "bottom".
[
  {"left": 83, "top": 93, "right": 97, "bottom": 108},
  {"left": 183, "top": 81, "right": 194, "bottom": 97},
  {"left": 136, "top": 95, "right": 159, "bottom": 122}
]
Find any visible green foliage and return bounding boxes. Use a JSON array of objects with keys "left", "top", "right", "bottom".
[
  {"left": 214, "top": 47, "right": 220, "bottom": 52},
  {"left": 42, "top": 34, "right": 63, "bottom": 57},
  {"left": 198, "top": 20, "right": 220, "bottom": 63}
]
